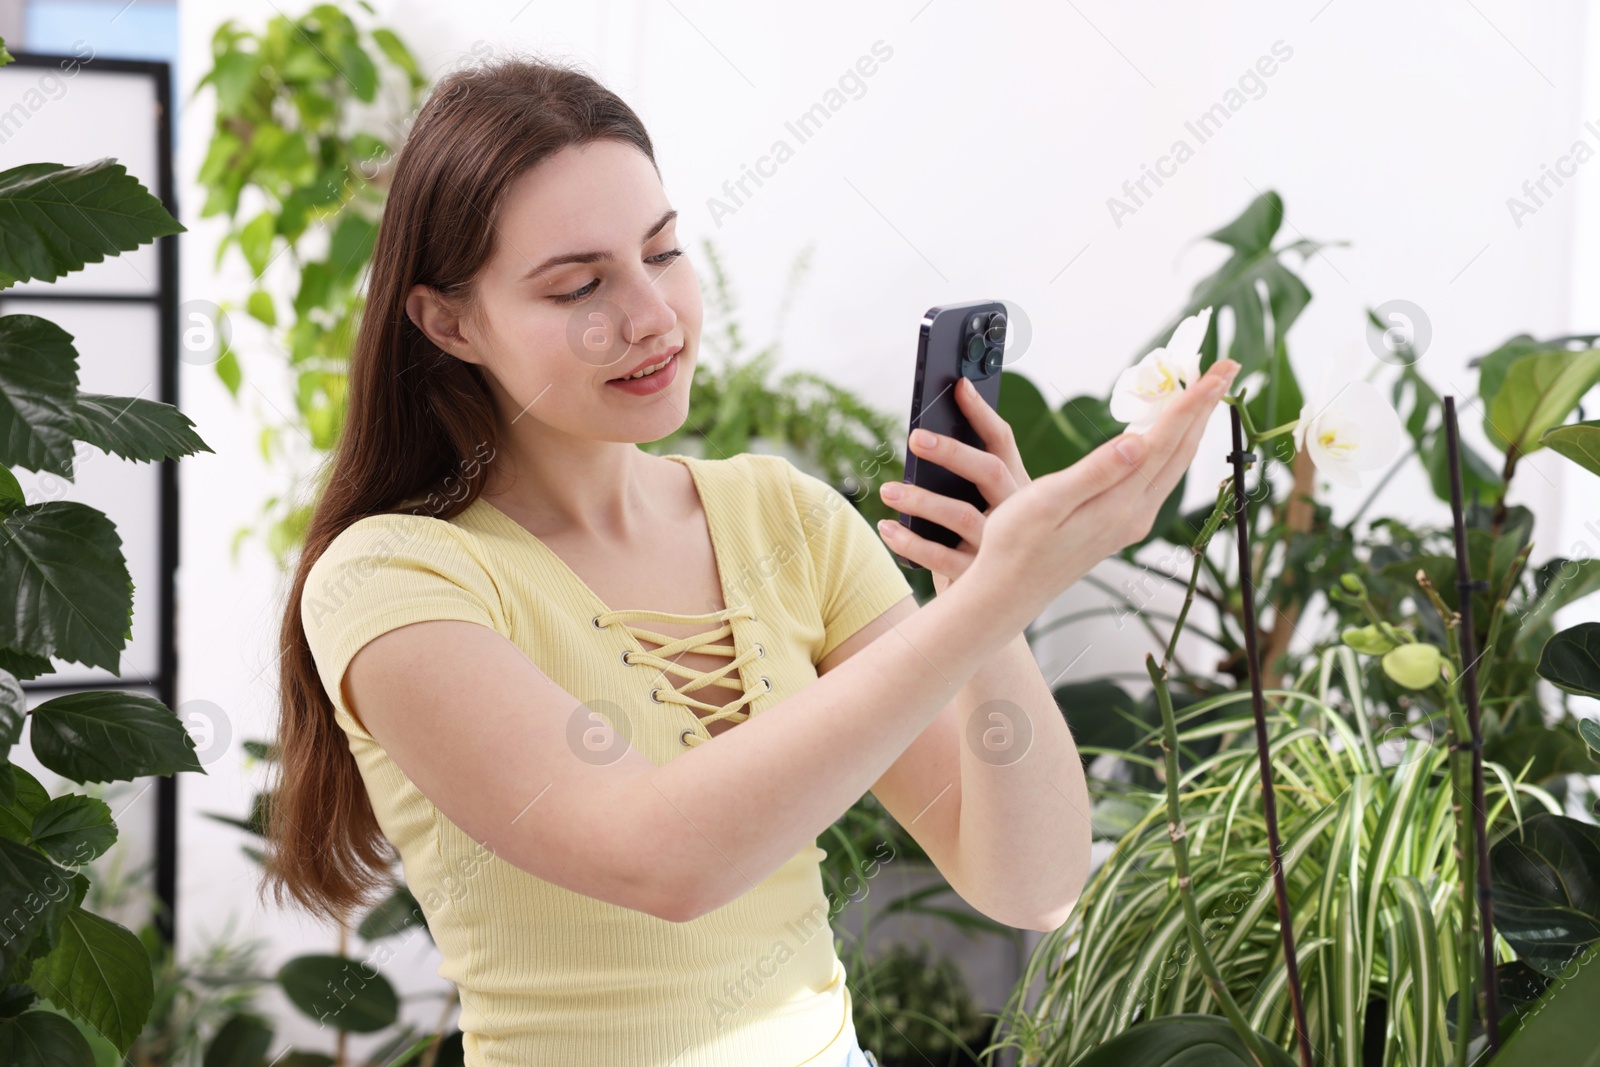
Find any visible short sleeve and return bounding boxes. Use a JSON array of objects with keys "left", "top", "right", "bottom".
[
  {"left": 784, "top": 460, "right": 916, "bottom": 663},
  {"left": 300, "top": 515, "right": 503, "bottom": 740}
]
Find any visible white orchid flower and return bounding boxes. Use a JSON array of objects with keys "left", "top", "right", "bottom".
[
  {"left": 1291, "top": 379, "right": 1402, "bottom": 489},
  {"left": 1110, "top": 306, "right": 1215, "bottom": 433}
]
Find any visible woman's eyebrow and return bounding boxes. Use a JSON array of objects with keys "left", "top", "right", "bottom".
[{"left": 520, "top": 209, "right": 678, "bottom": 281}]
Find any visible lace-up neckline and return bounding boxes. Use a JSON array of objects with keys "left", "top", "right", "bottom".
[
  {"left": 594, "top": 604, "right": 768, "bottom": 748},
  {"left": 469, "top": 454, "right": 767, "bottom": 748}
]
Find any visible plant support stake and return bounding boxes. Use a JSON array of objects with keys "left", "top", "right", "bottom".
[
  {"left": 1228, "top": 405, "right": 1315, "bottom": 1067},
  {"left": 1443, "top": 395, "right": 1501, "bottom": 1054}
]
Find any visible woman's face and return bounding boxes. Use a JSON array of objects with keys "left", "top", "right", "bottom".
[{"left": 413, "top": 139, "right": 702, "bottom": 446}]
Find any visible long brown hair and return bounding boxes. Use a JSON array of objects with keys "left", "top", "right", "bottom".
[{"left": 263, "top": 53, "right": 658, "bottom": 926}]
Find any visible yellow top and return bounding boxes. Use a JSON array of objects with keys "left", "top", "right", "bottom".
[{"left": 300, "top": 451, "right": 914, "bottom": 1066}]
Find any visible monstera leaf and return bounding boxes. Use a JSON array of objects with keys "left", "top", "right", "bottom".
[{"left": 1069, "top": 1014, "right": 1298, "bottom": 1066}]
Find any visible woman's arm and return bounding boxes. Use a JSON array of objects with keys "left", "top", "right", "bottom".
[
  {"left": 821, "top": 605, "right": 1091, "bottom": 933},
  {"left": 343, "top": 567, "right": 1020, "bottom": 922}
]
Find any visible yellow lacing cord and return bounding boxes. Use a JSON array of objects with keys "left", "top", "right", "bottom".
[{"left": 595, "top": 604, "right": 767, "bottom": 747}]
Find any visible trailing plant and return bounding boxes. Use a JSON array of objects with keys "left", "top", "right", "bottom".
[{"left": 0, "top": 37, "right": 214, "bottom": 1064}]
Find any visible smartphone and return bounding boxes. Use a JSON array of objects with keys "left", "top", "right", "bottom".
[{"left": 893, "top": 299, "right": 1008, "bottom": 569}]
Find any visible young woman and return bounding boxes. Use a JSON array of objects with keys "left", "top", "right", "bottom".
[{"left": 265, "top": 54, "right": 1238, "bottom": 1067}]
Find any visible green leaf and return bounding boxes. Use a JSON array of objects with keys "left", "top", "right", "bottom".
[
  {"left": 1537, "top": 623, "right": 1600, "bottom": 698},
  {"left": 1422, "top": 423, "right": 1503, "bottom": 506},
  {"left": 1487, "top": 723, "right": 1600, "bottom": 784},
  {"left": 27, "top": 907, "right": 153, "bottom": 1054},
  {"left": 0, "top": 765, "right": 49, "bottom": 844},
  {"left": 1138, "top": 191, "right": 1323, "bottom": 380},
  {"left": 0, "top": 669, "right": 22, "bottom": 761},
  {"left": 277, "top": 954, "right": 399, "bottom": 1032},
  {"left": 370, "top": 28, "right": 420, "bottom": 81},
  {"left": 1543, "top": 419, "right": 1600, "bottom": 478},
  {"left": 30, "top": 691, "right": 203, "bottom": 783},
  {"left": 0, "top": 37, "right": 12, "bottom": 66},
  {"left": 215, "top": 343, "right": 242, "bottom": 397},
  {"left": 30, "top": 795, "right": 117, "bottom": 866},
  {"left": 338, "top": 38, "right": 378, "bottom": 102},
  {"left": 208, "top": 51, "right": 260, "bottom": 115},
  {"left": 246, "top": 289, "right": 276, "bottom": 327},
  {"left": 0, "top": 838, "right": 78, "bottom": 981},
  {"left": 1484, "top": 347, "right": 1600, "bottom": 456},
  {"left": 356, "top": 883, "right": 427, "bottom": 941},
  {"left": 0, "top": 314, "right": 81, "bottom": 476},
  {"left": 1067, "top": 1013, "right": 1297, "bottom": 1066},
  {"left": 1515, "top": 559, "right": 1600, "bottom": 651},
  {"left": 1493, "top": 941, "right": 1600, "bottom": 1066},
  {"left": 325, "top": 212, "right": 376, "bottom": 285},
  {"left": 0, "top": 1010, "right": 96, "bottom": 1066},
  {"left": 0, "top": 160, "right": 184, "bottom": 288},
  {"left": 1581, "top": 719, "right": 1600, "bottom": 759},
  {"left": 237, "top": 211, "right": 276, "bottom": 279},
  {"left": 201, "top": 1012, "right": 273, "bottom": 1067},
  {"left": 0, "top": 466, "right": 22, "bottom": 510},
  {"left": 1490, "top": 812, "right": 1600, "bottom": 977},
  {"left": 71, "top": 393, "right": 212, "bottom": 464},
  {"left": 1445, "top": 960, "right": 1551, "bottom": 1044},
  {"left": 0, "top": 502, "right": 131, "bottom": 673}
]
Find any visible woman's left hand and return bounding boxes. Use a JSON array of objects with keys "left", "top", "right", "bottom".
[{"left": 877, "top": 376, "right": 1032, "bottom": 595}]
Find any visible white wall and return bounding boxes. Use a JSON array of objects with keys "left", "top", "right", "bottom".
[{"left": 170, "top": 0, "right": 1600, "bottom": 1051}]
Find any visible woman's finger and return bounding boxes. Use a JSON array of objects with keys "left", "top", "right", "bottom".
[
  {"left": 907, "top": 427, "right": 1019, "bottom": 509},
  {"left": 1024, "top": 430, "right": 1149, "bottom": 529},
  {"left": 1133, "top": 360, "right": 1238, "bottom": 475},
  {"left": 880, "top": 480, "right": 988, "bottom": 547},
  {"left": 877, "top": 518, "right": 975, "bottom": 577},
  {"left": 1145, "top": 383, "right": 1229, "bottom": 500},
  {"left": 954, "top": 377, "right": 1030, "bottom": 487}
]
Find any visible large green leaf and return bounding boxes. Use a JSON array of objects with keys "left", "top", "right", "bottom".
[
  {"left": 0, "top": 838, "right": 79, "bottom": 981},
  {"left": 0, "top": 502, "right": 131, "bottom": 674},
  {"left": 0, "top": 314, "right": 81, "bottom": 476},
  {"left": 997, "top": 370, "right": 1078, "bottom": 477},
  {"left": 1543, "top": 420, "right": 1600, "bottom": 478},
  {"left": 70, "top": 393, "right": 211, "bottom": 464},
  {"left": 0, "top": 1009, "right": 96, "bottom": 1066},
  {"left": 1139, "top": 191, "right": 1325, "bottom": 379},
  {"left": 1536, "top": 623, "right": 1600, "bottom": 698},
  {"left": 26, "top": 907, "right": 153, "bottom": 1054},
  {"left": 1487, "top": 723, "right": 1600, "bottom": 784},
  {"left": 1068, "top": 1013, "right": 1298, "bottom": 1066},
  {"left": 277, "top": 954, "right": 399, "bottom": 1032},
  {"left": 1493, "top": 941, "right": 1600, "bottom": 1066},
  {"left": 0, "top": 764, "right": 49, "bottom": 843},
  {"left": 0, "top": 159, "right": 184, "bottom": 288},
  {"left": 30, "top": 691, "right": 203, "bottom": 783},
  {"left": 29, "top": 795, "right": 117, "bottom": 866},
  {"left": 1490, "top": 812, "right": 1600, "bottom": 976},
  {"left": 1483, "top": 348, "right": 1600, "bottom": 456}
]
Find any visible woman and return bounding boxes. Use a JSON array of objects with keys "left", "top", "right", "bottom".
[{"left": 265, "top": 54, "right": 1238, "bottom": 1066}]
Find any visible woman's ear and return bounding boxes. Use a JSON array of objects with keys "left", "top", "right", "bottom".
[{"left": 405, "top": 283, "right": 483, "bottom": 366}]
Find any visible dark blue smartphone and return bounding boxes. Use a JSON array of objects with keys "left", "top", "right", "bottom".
[{"left": 892, "top": 299, "right": 1007, "bottom": 570}]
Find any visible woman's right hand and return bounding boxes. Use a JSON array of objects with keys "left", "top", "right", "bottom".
[{"left": 965, "top": 356, "right": 1241, "bottom": 636}]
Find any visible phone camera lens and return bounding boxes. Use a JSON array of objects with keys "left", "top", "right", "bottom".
[
  {"left": 966, "top": 333, "right": 986, "bottom": 364},
  {"left": 986, "top": 311, "right": 1008, "bottom": 346}
]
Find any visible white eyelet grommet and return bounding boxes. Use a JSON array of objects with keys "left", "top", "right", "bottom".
[
  {"left": 649, "top": 688, "right": 665, "bottom": 703},
  {"left": 760, "top": 676, "right": 772, "bottom": 692},
  {"left": 679, "top": 728, "right": 695, "bottom": 746},
  {"left": 592, "top": 614, "right": 606, "bottom": 629},
  {"left": 621, "top": 650, "right": 635, "bottom": 666},
  {"left": 754, "top": 643, "right": 764, "bottom": 658}
]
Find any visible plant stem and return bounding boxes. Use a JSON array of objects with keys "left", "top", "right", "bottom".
[
  {"left": 1227, "top": 405, "right": 1316, "bottom": 1067},
  {"left": 1145, "top": 652, "right": 1278, "bottom": 1067},
  {"left": 1442, "top": 396, "right": 1501, "bottom": 1056}
]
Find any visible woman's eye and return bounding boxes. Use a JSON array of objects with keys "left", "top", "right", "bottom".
[
  {"left": 553, "top": 278, "right": 600, "bottom": 304},
  {"left": 550, "top": 249, "right": 684, "bottom": 304}
]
